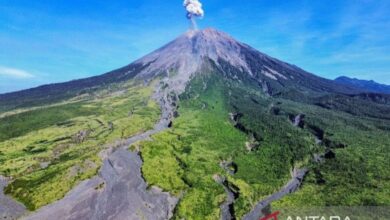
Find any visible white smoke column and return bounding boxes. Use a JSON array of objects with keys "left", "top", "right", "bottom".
[{"left": 183, "top": 0, "right": 204, "bottom": 30}]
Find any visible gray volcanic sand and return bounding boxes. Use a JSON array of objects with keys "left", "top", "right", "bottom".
[
  {"left": 24, "top": 149, "right": 177, "bottom": 220},
  {"left": 0, "top": 176, "right": 26, "bottom": 220}
]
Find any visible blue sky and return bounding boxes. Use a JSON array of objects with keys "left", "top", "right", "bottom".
[{"left": 0, "top": 0, "right": 389, "bottom": 93}]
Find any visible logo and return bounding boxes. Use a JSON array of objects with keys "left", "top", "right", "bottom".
[
  {"left": 260, "top": 211, "right": 351, "bottom": 220},
  {"left": 260, "top": 211, "right": 280, "bottom": 220}
]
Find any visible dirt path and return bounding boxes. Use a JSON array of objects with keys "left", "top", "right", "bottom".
[
  {"left": 23, "top": 83, "right": 178, "bottom": 220},
  {"left": 242, "top": 168, "right": 307, "bottom": 220}
]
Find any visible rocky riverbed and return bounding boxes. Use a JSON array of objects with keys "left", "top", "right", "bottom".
[
  {"left": 242, "top": 168, "right": 307, "bottom": 220},
  {"left": 214, "top": 175, "right": 239, "bottom": 220},
  {"left": 0, "top": 176, "right": 26, "bottom": 219}
]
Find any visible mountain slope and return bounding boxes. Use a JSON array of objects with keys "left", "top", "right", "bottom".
[
  {"left": 134, "top": 28, "right": 366, "bottom": 95},
  {"left": 0, "top": 28, "right": 362, "bottom": 112},
  {"left": 0, "top": 63, "right": 146, "bottom": 112},
  {"left": 0, "top": 28, "right": 389, "bottom": 220},
  {"left": 335, "top": 76, "right": 390, "bottom": 94}
]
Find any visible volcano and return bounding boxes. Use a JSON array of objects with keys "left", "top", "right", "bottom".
[
  {"left": 0, "top": 29, "right": 389, "bottom": 220},
  {"left": 133, "top": 28, "right": 362, "bottom": 95},
  {"left": 0, "top": 28, "right": 367, "bottom": 111}
]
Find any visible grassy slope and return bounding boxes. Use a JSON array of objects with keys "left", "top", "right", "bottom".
[
  {"left": 140, "top": 72, "right": 389, "bottom": 219},
  {"left": 139, "top": 73, "right": 318, "bottom": 219},
  {"left": 0, "top": 81, "right": 160, "bottom": 210},
  {"left": 272, "top": 100, "right": 390, "bottom": 208},
  {"left": 140, "top": 75, "right": 247, "bottom": 219},
  {"left": 228, "top": 79, "right": 390, "bottom": 209}
]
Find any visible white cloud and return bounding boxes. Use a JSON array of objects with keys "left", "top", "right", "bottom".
[{"left": 0, "top": 66, "right": 34, "bottom": 79}]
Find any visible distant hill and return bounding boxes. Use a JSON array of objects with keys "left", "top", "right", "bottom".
[{"left": 335, "top": 76, "right": 390, "bottom": 94}]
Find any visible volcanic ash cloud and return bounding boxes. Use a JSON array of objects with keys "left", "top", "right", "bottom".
[{"left": 183, "top": 0, "right": 204, "bottom": 29}]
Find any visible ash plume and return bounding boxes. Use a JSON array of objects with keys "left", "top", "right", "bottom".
[{"left": 183, "top": 0, "right": 204, "bottom": 30}]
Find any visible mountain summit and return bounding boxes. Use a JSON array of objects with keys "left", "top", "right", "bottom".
[{"left": 133, "top": 28, "right": 253, "bottom": 92}]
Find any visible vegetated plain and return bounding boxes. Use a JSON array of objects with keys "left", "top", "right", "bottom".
[{"left": 0, "top": 81, "right": 160, "bottom": 210}]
